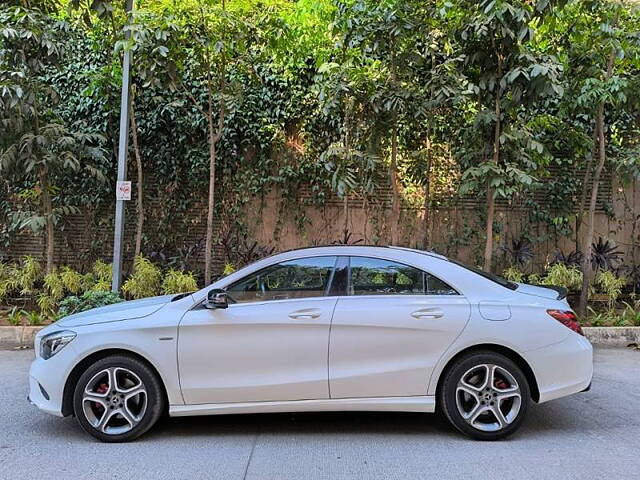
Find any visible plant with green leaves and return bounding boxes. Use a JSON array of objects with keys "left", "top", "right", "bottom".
[
  {"left": 162, "top": 269, "right": 198, "bottom": 294},
  {"left": 595, "top": 270, "right": 626, "bottom": 307},
  {"left": 6, "top": 306, "right": 23, "bottom": 326},
  {"left": 122, "top": 255, "right": 162, "bottom": 299},
  {"left": 540, "top": 263, "right": 583, "bottom": 292},
  {"left": 58, "top": 290, "right": 122, "bottom": 318},
  {"left": 502, "top": 266, "right": 524, "bottom": 283},
  {"left": 23, "top": 310, "right": 44, "bottom": 326}
]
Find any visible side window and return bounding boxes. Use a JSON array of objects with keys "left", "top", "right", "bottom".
[
  {"left": 349, "top": 257, "right": 458, "bottom": 296},
  {"left": 424, "top": 272, "right": 458, "bottom": 295},
  {"left": 226, "top": 256, "right": 336, "bottom": 303}
]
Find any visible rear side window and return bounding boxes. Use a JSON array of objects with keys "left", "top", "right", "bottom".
[
  {"left": 226, "top": 256, "right": 337, "bottom": 303},
  {"left": 349, "top": 257, "right": 458, "bottom": 296}
]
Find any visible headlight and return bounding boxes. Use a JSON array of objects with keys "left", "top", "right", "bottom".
[{"left": 40, "top": 331, "right": 76, "bottom": 360}]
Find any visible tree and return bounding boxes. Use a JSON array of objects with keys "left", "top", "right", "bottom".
[
  {"left": 557, "top": 0, "right": 640, "bottom": 316},
  {"left": 0, "top": 4, "right": 105, "bottom": 273},
  {"left": 318, "top": 0, "right": 460, "bottom": 245},
  {"left": 165, "top": 0, "right": 253, "bottom": 284},
  {"left": 452, "top": 0, "right": 563, "bottom": 271}
]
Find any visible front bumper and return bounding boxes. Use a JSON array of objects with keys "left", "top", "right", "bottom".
[
  {"left": 28, "top": 341, "right": 79, "bottom": 417},
  {"left": 527, "top": 333, "right": 593, "bottom": 404}
]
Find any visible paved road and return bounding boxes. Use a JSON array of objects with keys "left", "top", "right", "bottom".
[{"left": 1, "top": 347, "right": 639, "bottom": 480}]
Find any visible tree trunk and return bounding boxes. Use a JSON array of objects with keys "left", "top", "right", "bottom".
[
  {"left": 578, "top": 105, "right": 606, "bottom": 316},
  {"left": 484, "top": 56, "right": 503, "bottom": 272},
  {"left": 204, "top": 109, "right": 217, "bottom": 285},
  {"left": 129, "top": 95, "right": 144, "bottom": 261},
  {"left": 390, "top": 119, "right": 401, "bottom": 245},
  {"left": 39, "top": 166, "right": 55, "bottom": 274},
  {"left": 576, "top": 126, "right": 598, "bottom": 252},
  {"left": 577, "top": 51, "right": 616, "bottom": 317},
  {"left": 423, "top": 133, "right": 432, "bottom": 249},
  {"left": 484, "top": 184, "right": 496, "bottom": 272}
]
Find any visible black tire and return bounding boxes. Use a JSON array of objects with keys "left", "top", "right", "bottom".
[
  {"left": 439, "top": 351, "right": 531, "bottom": 440},
  {"left": 73, "top": 354, "right": 164, "bottom": 442}
]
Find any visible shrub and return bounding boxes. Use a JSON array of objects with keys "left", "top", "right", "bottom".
[
  {"left": 7, "top": 307, "right": 23, "bottom": 326},
  {"left": 595, "top": 270, "right": 626, "bottom": 306},
  {"left": 540, "top": 263, "right": 583, "bottom": 292},
  {"left": 16, "top": 256, "right": 42, "bottom": 295},
  {"left": 621, "top": 301, "right": 640, "bottom": 326},
  {"left": 162, "top": 269, "right": 198, "bottom": 294},
  {"left": 122, "top": 256, "right": 162, "bottom": 299},
  {"left": 502, "top": 266, "right": 524, "bottom": 283},
  {"left": 58, "top": 291, "right": 123, "bottom": 318},
  {"left": 60, "top": 266, "right": 83, "bottom": 294},
  {"left": 43, "top": 270, "right": 64, "bottom": 302},
  {"left": 0, "top": 262, "right": 19, "bottom": 302},
  {"left": 23, "top": 310, "right": 44, "bottom": 326}
]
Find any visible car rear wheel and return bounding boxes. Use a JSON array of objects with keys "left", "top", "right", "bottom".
[
  {"left": 439, "top": 351, "right": 530, "bottom": 440},
  {"left": 73, "top": 354, "right": 164, "bottom": 442}
]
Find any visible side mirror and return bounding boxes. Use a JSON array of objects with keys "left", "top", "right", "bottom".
[{"left": 205, "top": 289, "right": 228, "bottom": 309}]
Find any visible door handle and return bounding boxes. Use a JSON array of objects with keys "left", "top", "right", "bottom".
[
  {"left": 288, "top": 309, "right": 321, "bottom": 320},
  {"left": 411, "top": 309, "right": 443, "bottom": 319}
]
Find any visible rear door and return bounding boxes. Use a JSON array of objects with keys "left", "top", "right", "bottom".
[{"left": 329, "top": 256, "right": 470, "bottom": 398}]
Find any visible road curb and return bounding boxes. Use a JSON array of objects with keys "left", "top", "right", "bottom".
[
  {"left": 0, "top": 326, "right": 43, "bottom": 349},
  {"left": 583, "top": 326, "right": 640, "bottom": 347}
]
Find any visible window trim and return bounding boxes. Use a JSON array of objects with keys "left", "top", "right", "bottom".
[{"left": 346, "top": 255, "right": 460, "bottom": 297}]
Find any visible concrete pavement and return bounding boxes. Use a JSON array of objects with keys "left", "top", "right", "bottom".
[{"left": 1, "top": 347, "right": 638, "bottom": 480}]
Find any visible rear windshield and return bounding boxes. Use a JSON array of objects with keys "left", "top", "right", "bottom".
[{"left": 451, "top": 260, "right": 518, "bottom": 290}]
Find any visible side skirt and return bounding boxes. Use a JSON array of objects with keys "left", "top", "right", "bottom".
[{"left": 169, "top": 395, "right": 436, "bottom": 417}]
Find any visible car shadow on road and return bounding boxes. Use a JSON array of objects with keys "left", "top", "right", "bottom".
[{"left": 141, "top": 401, "right": 585, "bottom": 443}]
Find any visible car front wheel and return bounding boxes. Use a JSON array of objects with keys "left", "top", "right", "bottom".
[
  {"left": 73, "top": 354, "right": 164, "bottom": 442},
  {"left": 439, "top": 351, "right": 531, "bottom": 440}
]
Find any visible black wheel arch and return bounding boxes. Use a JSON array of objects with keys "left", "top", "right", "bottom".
[
  {"left": 435, "top": 344, "right": 540, "bottom": 403},
  {"left": 61, "top": 348, "right": 168, "bottom": 417}
]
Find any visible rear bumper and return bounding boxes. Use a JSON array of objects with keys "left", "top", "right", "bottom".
[{"left": 526, "top": 333, "right": 593, "bottom": 404}]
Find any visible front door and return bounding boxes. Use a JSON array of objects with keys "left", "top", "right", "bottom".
[
  {"left": 178, "top": 256, "right": 338, "bottom": 404},
  {"left": 329, "top": 256, "right": 471, "bottom": 398}
]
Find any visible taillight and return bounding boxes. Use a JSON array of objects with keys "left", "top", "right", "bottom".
[{"left": 547, "top": 309, "right": 584, "bottom": 336}]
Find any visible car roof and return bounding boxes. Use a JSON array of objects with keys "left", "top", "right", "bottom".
[{"left": 272, "top": 245, "right": 449, "bottom": 262}]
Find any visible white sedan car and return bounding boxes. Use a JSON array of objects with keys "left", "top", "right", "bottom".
[{"left": 29, "top": 246, "right": 592, "bottom": 442}]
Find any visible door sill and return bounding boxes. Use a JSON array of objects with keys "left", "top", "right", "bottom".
[{"left": 170, "top": 395, "right": 436, "bottom": 417}]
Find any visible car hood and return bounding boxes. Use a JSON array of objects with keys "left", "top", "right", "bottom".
[
  {"left": 56, "top": 295, "right": 174, "bottom": 327},
  {"left": 515, "top": 283, "right": 566, "bottom": 300}
]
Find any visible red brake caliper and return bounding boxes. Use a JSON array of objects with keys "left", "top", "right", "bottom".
[
  {"left": 94, "top": 383, "right": 109, "bottom": 412},
  {"left": 494, "top": 379, "right": 508, "bottom": 390}
]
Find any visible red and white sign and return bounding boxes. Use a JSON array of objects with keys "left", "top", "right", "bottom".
[{"left": 116, "top": 181, "right": 132, "bottom": 201}]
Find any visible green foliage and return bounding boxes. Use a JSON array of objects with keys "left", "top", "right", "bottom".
[
  {"left": 595, "top": 270, "right": 626, "bottom": 305},
  {"left": 15, "top": 256, "right": 42, "bottom": 295},
  {"left": 540, "top": 264, "right": 583, "bottom": 292},
  {"left": 60, "top": 266, "right": 82, "bottom": 294},
  {"left": 502, "top": 266, "right": 524, "bottom": 283},
  {"left": 6, "top": 306, "right": 23, "bottom": 326},
  {"left": 57, "top": 290, "right": 122, "bottom": 318},
  {"left": 23, "top": 310, "right": 44, "bottom": 326},
  {"left": 122, "top": 256, "right": 162, "bottom": 299},
  {"left": 162, "top": 269, "right": 198, "bottom": 294},
  {"left": 586, "top": 302, "right": 640, "bottom": 327}
]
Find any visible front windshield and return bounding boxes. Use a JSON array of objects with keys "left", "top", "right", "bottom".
[{"left": 450, "top": 260, "right": 518, "bottom": 291}]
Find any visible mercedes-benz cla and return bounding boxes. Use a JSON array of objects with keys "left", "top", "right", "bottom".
[{"left": 28, "top": 246, "right": 592, "bottom": 442}]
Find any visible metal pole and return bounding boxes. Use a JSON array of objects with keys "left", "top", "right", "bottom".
[{"left": 111, "top": 0, "right": 135, "bottom": 292}]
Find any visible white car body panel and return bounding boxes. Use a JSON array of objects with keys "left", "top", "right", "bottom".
[
  {"left": 178, "top": 296, "right": 336, "bottom": 404},
  {"left": 28, "top": 245, "right": 593, "bottom": 424}
]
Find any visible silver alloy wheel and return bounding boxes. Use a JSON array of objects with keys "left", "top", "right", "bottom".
[
  {"left": 455, "top": 363, "right": 522, "bottom": 432},
  {"left": 82, "top": 367, "right": 148, "bottom": 435}
]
